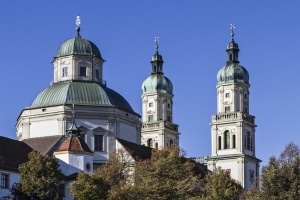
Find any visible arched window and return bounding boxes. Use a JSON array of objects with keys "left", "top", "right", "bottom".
[
  {"left": 224, "top": 131, "right": 230, "bottom": 149},
  {"left": 170, "top": 139, "right": 173, "bottom": 146},
  {"left": 155, "top": 142, "right": 158, "bottom": 149},
  {"left": 218, "top": 136, "right": 222, "bottom": 150},
  {"left": 232, "top": 134, "right": 236, "bottom": 148},
  {"left": 147, "top": 138, "right": 153, "bottom": 148}
]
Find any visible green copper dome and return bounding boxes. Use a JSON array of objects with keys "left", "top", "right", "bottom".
[
  {"left": 56, "top": 37, "right": 103, "bottom": 60},
  {"left": 217, "top": 38, "right": 249, "bottom": 85},
  {"left": 31, "top": 81, "right": 134, "bottom": 113},
  {"left": 142, "top": 74, "right": 173, "bottom": 95},
  {"left": 217, "top": 63, "right": 249, "bottom": 85}
]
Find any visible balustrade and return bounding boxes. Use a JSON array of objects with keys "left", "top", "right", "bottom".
[
  {"left": 142, "top": 120, "right": 178, "bottom": 131},
  {"left": 212, "top": 112, "right": 255, "bottom": 124}
]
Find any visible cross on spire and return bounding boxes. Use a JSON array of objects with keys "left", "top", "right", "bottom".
[
  {"left": 76, "top": 15, "right": 81, "bottom": 37},
  {"left": 230, "top": 23, "right": 235, "bottom": 40},
  {"left": 154, "top": 36, "right": 159, "bottom": 51}
]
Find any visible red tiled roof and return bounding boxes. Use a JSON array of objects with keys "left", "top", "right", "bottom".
[
  {"left": 57, "top": 136, "right": 92, "bottom": 153},
  {"left": 0, "top": 136, "right": 33, "bottom": 172}
]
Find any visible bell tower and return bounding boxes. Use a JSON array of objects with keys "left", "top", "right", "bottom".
[
  {"left": 141, "top": 37, "right": 179, "bottom": 149},
  {"left": 206, "top": 25, "right": 261, "bottom": 189}
]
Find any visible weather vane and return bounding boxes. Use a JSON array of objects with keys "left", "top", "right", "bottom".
[
  {"left": 230, "top": 23, "right": 235, "bottom": 40},
  {"left": 76, "top": 15, "right": 81, "bottom": 37},
  {"left": 154, "top": 36, "right": 159, "bottom": 51}
]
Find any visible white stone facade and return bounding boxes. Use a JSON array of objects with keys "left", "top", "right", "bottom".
[
  {"left": 53, "top": 55, "right": 104, "bottom": 84},
  {"left": 17, "top": 105, "right": 141, "bottom": 165},
  {"left": 0, "top": 170, "right": 19, "bottom": 199},
  {"left": 207, "top": 81, "right": 260, "bottom": 189},
  {"left": 141, "top": 90, "right": 179, "bottom": 149}
]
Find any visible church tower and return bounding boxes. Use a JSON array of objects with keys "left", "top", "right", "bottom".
[
  {"left": 206, "top": 25, "right": 261, "bottom": 189},
  {"left": 141, "top": 37, "right": 179, "bottom": 149}
]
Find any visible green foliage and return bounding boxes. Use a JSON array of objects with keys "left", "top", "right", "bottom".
[
  {"left": 70, "top": 172, "right": 109, "bottom": 200},
  {"left": 14, "top": 151, "right": 63, "bottom": 200},
  {"left": 201, "top": 167, "right": 243, "bottom": 200},
  {"left": 259, "top": 142, "right": 300, "bottom": 200},
  {"left": 70, "top": 149, "right": 133, "bottom": 200},
  {"left": 71, "top": 147, "right": 203, "bottom": 200},
  {"left": 114, "top": 147, "right": 203, "bottom": 199},
  {"left": 242, "top": 142, "right": 300, "bottom": 200},
  {"left": 10, "top": 183, "right": 30, "bottom": 200}
]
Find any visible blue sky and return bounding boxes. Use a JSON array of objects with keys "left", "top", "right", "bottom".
[{"left": 0, "top": 1, "right": 299, "bottom": 167}]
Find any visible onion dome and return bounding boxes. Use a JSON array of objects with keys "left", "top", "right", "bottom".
[
  {"left": 217, "top": 33, "right": 249, "bottom": 85},
  {"left": 142, "top": 74, "right": 173, "bottom": 95},
  {"left": 217, "top": 63, "right": 249, "bottom": 85},
  {"left": 30, "top": 82, "right": 135, "bottom": 113},
  {"left": 142, "top": 45, "right": 173, "bottom": 95}
]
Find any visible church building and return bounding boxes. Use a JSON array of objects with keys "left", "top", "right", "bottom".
[
  {"left": 0, "top": 17, "right": 261, "bottom": 199},
  {"left": 206, "top": 25, "right": 261, "bottom": 189},
  {"left": 141, "top": 37, "right": 180, "bottom": 149},
  {"left": 16, "top": 17, "right": 142, "bottom": 170}
]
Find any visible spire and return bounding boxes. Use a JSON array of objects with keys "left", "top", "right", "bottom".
[
  {"left": 66, "top": 104, "right": 81, "bottom": 137},
  {"left": 76, "top": 15, "right": 81, "bottom": 38},
  {"left": 155, "top": 36, "right": 159, "bottom": 52},
  {"left": 226, "top": 24, "right": 239, "bottom": 64},
  {"left": 151, "top": 36, "right": 164, "bottom": 74},
  {"left": 230, "top": 23, "right": 235, "bottom": 41}
]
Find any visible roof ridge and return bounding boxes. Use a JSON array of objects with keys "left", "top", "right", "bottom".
[
  {"left": 43, "top": 135, "right": 65, "bottom": 156},
  {"left": 68, "top": 136, "right": 73, "bottom": 150},
  {"left": 77, "top": 137, "right": 84, "bottom": 151}
]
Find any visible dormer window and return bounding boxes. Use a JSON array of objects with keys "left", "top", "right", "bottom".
[
  {"left": 62, "top": 67, "right": 68, "bottom": 77},
  {"left": 80, "top": 67, "right": 87, "bottom": 77}
]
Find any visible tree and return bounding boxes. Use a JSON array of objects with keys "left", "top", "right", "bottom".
[
  {"left": 200, "top": 167, "right": 243, "bottom": 200},
  {"left": 242, "top": 142, "right": 300, "bottom": 200},
  {"left": 12, "top": 151, "right": 63, "bottom": 200},
  {"left": 70, "top": 172, "right": 109, "bottom": 200},
  {"left": 130, "top": 147, "right": 201, "bottom": 199},
  {"left": 71, "top": 147, "right": 203, "bottom": 200},
  {"left": 111, "top": 147, "right": 203, "bottom": 199},
  {"left": 70, "top": 149, "right": 133, "bottom": 200},
  {"left": 259, "top": 142, "right": 300, "bottom": 200}
]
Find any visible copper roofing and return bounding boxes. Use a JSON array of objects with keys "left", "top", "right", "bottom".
[
  {"left": 30, "top": 81, "right": 135, "bottom": 113},
  {"left": 56, "top": 37, "right": 103, "bottom": 60},
  {"left": 57, "top": 136, "right": 92, "bottom": 153},
  {"left": 142, "top": 74, "right": 173, "bottom": 95},
  {"left": 217, "top": 63, "right": 249, "bottom": 85}
]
